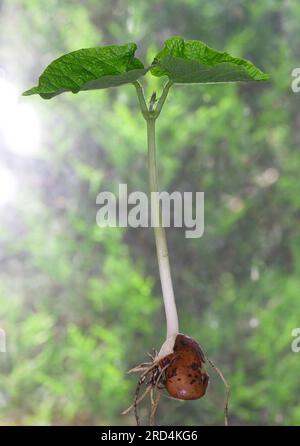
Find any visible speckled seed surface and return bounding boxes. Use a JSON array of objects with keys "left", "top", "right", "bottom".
[{"left": 163, "top": 334, "right": 209, "bottom": 400}]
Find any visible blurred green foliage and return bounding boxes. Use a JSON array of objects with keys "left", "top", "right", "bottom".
[{"left": 0, "top": 0, "right": 300, "bottom": 426}]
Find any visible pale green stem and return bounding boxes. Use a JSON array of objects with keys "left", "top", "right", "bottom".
[
  {"left": 133, "top": 81, "right": 179, "bottom": 339},
  {"left": 147, "top": 118, "right": 179, "bottom": 338}
]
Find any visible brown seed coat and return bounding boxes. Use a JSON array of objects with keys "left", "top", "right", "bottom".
[{"left": 160, "top": 334, "right": 209, "bottom": 400}]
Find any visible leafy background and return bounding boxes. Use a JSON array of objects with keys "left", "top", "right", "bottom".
[{"left": 0, "top": 0, "right": 300, "bottom": 426}]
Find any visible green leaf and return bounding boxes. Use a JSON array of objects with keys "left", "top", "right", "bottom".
[
  {"left": 151, "top": 36, "right": 270, "bottom": 84},
  {"left": 23, "top": 43, "right": 147, "bottom": 99}
]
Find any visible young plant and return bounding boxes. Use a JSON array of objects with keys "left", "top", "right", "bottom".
[{"left": 23, "top": 36, "right": 269, "bottom": 425}]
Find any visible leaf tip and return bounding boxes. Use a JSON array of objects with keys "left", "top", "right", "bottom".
[{"left": 22, "top": 88, "right": 34, "bottom": 96}]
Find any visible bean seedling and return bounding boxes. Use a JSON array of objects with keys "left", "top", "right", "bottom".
[{"left": 23, "top": 36, "right": 269, "bottom": 426}]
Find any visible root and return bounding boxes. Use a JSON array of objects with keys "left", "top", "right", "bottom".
[
  {"left": 122, "top": 353, "right": 167, "bottom": 426},
  {"left": 122, "top": 357, "right": 159, "bottom": 425},
  {"left": 127, "top": 362, "right": 154, "bottom": 374},
  {"left": 133, "top": 372, "right": 148, "bottom": 425},
  {"left": 149, "top": 387, "right": 161, "bottom": 426},
  {"left": 147, "top": 349, "right": 158, "bottom": 361},
  {"left": 121, "top": 385, "right": 151, "bottom": 416},
  {"left": 148, "top": 359, "right": 172, "bottom": 425},
  {"left": 207, "top": 358, "right": 230, "bottom": 426}
]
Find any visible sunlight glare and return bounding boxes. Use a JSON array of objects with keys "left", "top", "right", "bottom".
[
  {"left": 0, "top": 78, "right": 42, "bottom": 156},
  {"left": 0, "top": 165, "right": 17, "bottom": 206}
]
